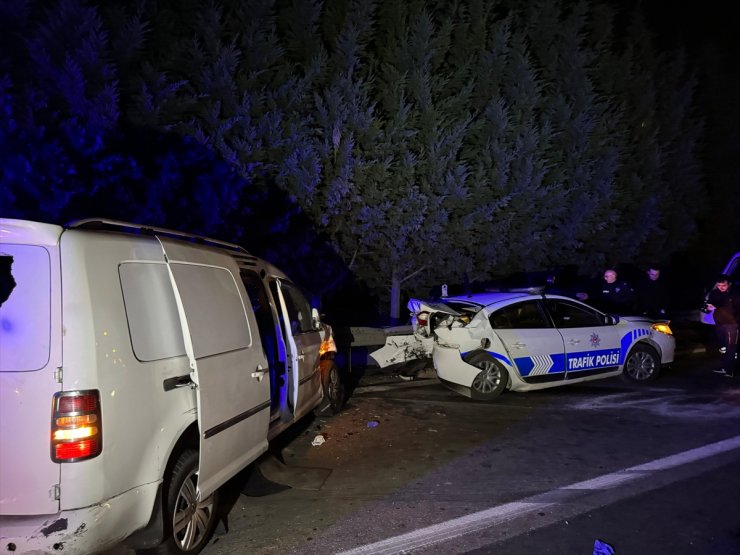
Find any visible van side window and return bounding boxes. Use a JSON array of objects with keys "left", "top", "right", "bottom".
[
  {"left": 280, "top": 282, "right": 314, "bottom": 334},
  {"left": 0, "top": 245, "right": 50, "bottom": 372},
  {"left": 119, "top": 263, "right": 186, "bottom": 362},
  {"left": 169, "top": 263, "right": 251, "bottom": 357},
  {"left": 240, "top": 269, "right": 279, "bottom": 369}
]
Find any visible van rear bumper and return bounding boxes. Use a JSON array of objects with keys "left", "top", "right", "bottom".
[{"left": 0, "top": 480, "right": 160, "bottom": 554}]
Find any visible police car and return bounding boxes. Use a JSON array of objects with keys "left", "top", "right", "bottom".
[{"left": 409, "top": 290, "right": 675, "bottom": 401}]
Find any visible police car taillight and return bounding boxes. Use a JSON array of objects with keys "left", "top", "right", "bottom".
[
  {"left": 416, "top": 311, "right": 430, "bottom": 327},
  {"left": 51, "top": 390, "right": 102, "bottom": 462}
]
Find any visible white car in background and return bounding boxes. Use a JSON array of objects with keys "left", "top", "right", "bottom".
[{"left": 407, "top": 290, "right": 675, "bottom": 401}]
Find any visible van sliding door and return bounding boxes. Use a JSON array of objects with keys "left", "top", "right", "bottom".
[{"left": 157, "top": 238, "right": 270, "bottom": 500}]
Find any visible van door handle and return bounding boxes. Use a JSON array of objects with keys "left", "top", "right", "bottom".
[
  {"left": 251, "top": 365, "right": 268, "bottom": 381},
  {"left": 163, "top": 374, "right": 195, "bottom": 392},
  {"left": 297, "top": 350, "right": 305, "bottom": 361},
  {"left": 568, "top": 339, "right": 581, "bottom": 345},
  {"left": 512, "top": 342, "right": 527, "bottom": 348}
]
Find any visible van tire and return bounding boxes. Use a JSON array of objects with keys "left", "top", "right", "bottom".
[
  {"left": 142, "top": 449, "right": 218, "bottom": 554},
  {"left": 315, "top": 360, "right": 346, "bottom": 415}
]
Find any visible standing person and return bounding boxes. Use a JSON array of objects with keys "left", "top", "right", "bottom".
[
  {"left": 705, "top": 274, "right": 739, "bottom": 377},
  {"left": 636, "top": 264, "right": 670, "bottom": 318},
  {"left": 591, "top": 268, "right": 635, "bottom": 314}
]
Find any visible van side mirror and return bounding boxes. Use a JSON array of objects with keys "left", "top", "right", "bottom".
[
  {"left": 605, "top": 315, "right": 619, "bottom": 325},
  {"left": 311, "top": 308, "right": 321, "bottom": 331}
]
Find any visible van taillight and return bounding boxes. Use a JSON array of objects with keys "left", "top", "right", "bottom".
[{"left": 51, "top": 390, "right": 102, "bottom": 463}]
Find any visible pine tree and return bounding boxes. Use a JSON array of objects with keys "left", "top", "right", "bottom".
[{"left": 0, "top": 0, "right": 125, "bottom": 221}]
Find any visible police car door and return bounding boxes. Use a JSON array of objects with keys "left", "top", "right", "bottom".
[
  {"left": 270, "top": 280, "right": 322, "bottom": 414},
  {"left": 489, "top": 299, "right": 566, "bottom": 383},
  {"left": 158, "top": 238, "right": 270, "bottom": 500},
  {"left": 544, "top": 298, "right": 621, "bottom": 379}
]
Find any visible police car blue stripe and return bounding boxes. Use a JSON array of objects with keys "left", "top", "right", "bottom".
[
  {"left": 514, "top": 353, "right": 565, "bottom": 377},
  {"left": 621, "top": 329, "right": 651, "bottom": 364},
  {"left": 488, "top": 351, "right": 512, "bottom": 367},
  {"left": 461, "top": 350, "right": 514, "bottom": 367}
]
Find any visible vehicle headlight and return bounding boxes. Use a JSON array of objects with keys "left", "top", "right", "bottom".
[{"left": 651, "top": 322, "right": 673, "bottom": 336}]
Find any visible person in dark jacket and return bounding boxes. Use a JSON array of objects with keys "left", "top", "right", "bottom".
[
  {"left": 636, "top": 265, "right": 670, "bottom": 318},
  {"left": 706, "top": 274, "right": 739, "bottom": 377},
  {"left": 590, "top": 269, "right": 635, "bottom": 314}
]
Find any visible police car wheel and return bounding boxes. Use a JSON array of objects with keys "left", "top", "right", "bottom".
[
  {"left": 622, "top": 344, "right": 660, "bottom": 383},
  {"left": 467, "top": 352, "right": 509, "bottom": 401}
]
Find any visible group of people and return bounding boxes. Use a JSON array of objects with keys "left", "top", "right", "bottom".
[
  {"left": 593, "top": 269, "right": 738, "bottom": 379},
  {"left": 596, "top": 268, "right": 740, "bottom": 379},
  {"left": 548, "top": 264, "right": 670, "bottom": 318},
  {"left": 549, "top": 265, "right": 738, "bottom": 378}
]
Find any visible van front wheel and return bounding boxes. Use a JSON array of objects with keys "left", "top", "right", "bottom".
[
  {"left": 315, "top": 359, "right": 346, "bottom": 415},
  {"left": 154, "top": 449, "right": 219, "bottom": 554}
]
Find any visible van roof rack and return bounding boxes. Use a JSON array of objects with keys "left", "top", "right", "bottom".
[{"left": 67, "top": 218, "right": 249, "bottom": 254}]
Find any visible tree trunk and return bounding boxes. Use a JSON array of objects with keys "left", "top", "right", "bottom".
[{"left": 390, "top": 270, "right": 402, "bottom": 323}]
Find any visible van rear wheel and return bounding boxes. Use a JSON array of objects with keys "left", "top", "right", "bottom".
[{"left": 148, "top": 449, "right": 218, "bottom": 554}]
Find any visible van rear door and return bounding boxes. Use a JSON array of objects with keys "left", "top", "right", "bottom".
[
  {"left": 157, "top": 238, "right": 270, "bottom": 500},
  {"left": 0, "top": 221, "right": 63, "bottom": 515}
]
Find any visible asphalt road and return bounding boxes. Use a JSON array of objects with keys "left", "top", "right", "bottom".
[{"left": 109, "top": 343, "right": 740, "bottom": 555}]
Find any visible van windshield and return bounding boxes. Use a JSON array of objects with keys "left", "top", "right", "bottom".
[{"left": 0, "top": 246, "right": 51, "bottom": 372}]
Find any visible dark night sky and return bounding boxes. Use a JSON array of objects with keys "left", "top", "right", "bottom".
[{"left": 605, "top": 1, "right": 739, "bottom": 282}]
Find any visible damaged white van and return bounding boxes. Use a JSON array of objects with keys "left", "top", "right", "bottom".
[{"left": 0, "top": 218, "right": 338, "bottom": 554}]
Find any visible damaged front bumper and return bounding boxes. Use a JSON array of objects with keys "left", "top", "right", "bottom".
[{"left": 0, "top": 480, "right": 159, "bottom": 554}]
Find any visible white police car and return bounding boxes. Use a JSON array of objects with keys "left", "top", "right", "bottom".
[{"left": 409, "top": 290, "right": 675, "bottom": 401}]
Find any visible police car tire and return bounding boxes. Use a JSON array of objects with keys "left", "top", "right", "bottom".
[
  {"left": 622, "top": 344, "right": 660, "bottom": 383},
  {"left": 467, "top": 352, "right": 509, "bottom": 401}
]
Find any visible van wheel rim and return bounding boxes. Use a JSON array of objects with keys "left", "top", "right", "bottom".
[{"left": 173, "top": 470, "right": 215, "bottom": 551}]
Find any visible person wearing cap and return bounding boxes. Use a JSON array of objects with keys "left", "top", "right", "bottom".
[{"left": 705, "top": 274, "right": 739, "bottom": 377}]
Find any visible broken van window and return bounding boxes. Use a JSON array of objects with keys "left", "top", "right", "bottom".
[
  {"left": 0, "top": 246, "right": 51, "bottom": 372},
  {"left": 0, "top": 254, "right": 16, "bottom": 307}
]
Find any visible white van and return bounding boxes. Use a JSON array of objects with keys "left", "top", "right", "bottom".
[
  {"left": 0, "top": 218, "right": 337, "bottom": 554},
  {"left": 700, "top": 251, "right": 740, "bottom": 324}
]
